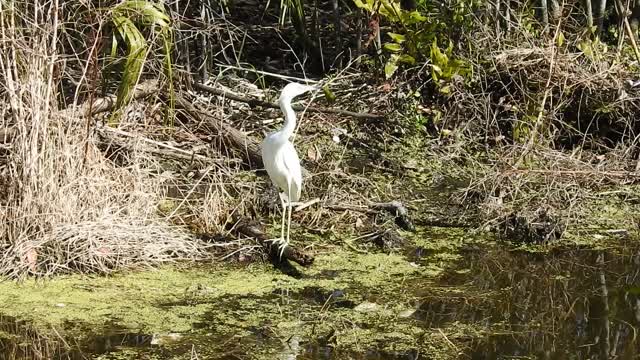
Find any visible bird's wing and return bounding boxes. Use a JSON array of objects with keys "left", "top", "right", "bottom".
[{"left": 280, "top": 142, "right": 303, "bottom": 202}]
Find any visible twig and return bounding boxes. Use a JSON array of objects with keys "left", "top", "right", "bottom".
[
  {"left": 326, "top": 203, "right": 376, "bottom": 214},
  {"left": 216, "top": 64, "right": 319, "bottom": 83},
  {"left": 294, "top": 198, "right": 321, "bottom": 211},
  {"left": 192, "top": 82, "right": 385, "bottom": 120},
  {"left": 61, "top": 79, "right": 159, "bottom": 118},
  {"left": 614, "top": 0, "right": 640, "bottom": 63},
  {"left": 438, "top": 328, "right": 459, "bottom": 352}
]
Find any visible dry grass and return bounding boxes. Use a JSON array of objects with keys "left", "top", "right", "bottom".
[
  {"left": 412, "top": 3, "right": 640, "bottom": 239},
  {"left": 0, "top": 0, "right": 216, "bottom": 278}
]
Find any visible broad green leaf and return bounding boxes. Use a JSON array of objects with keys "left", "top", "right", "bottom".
[
  {"left": 322, "top": 84, "right": 336, "bottom": 103},
  {"left": 385, "top": 54, "right": 399, "bottom": 79},
  {"left": 109, "top": 0, "right": 174, "bottom": 125},
  {"left": 398, "top": 54, "right": 415, "bottom": 64},
  {"left": 556, "top": 31, "right": 565, "bottom": 47},
  {"left": 626, "top": 286, "right": 640, "bottom": 295},
  {"left": 430, "top": 40, "right": 448, "bottom": 66},
  {"left": 383, "top": 42, "right": 403, "bottom": 52},
  {"left": 401, "top": 10, "right": 427, "bottom": 24},
  {"left": 387, "top": 32, "right": 406, "bottom": 43},
  {"left": 116, "top": 1, "right": 170, "bottom": 28},
  {"left": 577, "top": 40, "right": 593, "bottom": 59},
  {"left": 381, "top": 3, "right": 401, "bottom": 20},
  {"left": 352, "top": 0, "right": 373, "bottom": 12}
]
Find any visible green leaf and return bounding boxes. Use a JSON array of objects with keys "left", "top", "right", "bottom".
[
  {"left": 110, "top": 33, "right": 118, "bottom": 59},
  {"left": 385, "top": 54, "right": 399, "bottom": 79},
  {"left": 626, "top": 286, "right": 640, "bottom": 295},
  {"left": 322, "top": 84, "right": 336, "bottom": 103},
  {"left": 109, "top": 0, "right": 174, "bottom": 126},
  {"left": 387, "top": 32, "right": 406, "bottom": 43},
  {"left": 577, "top": 40, "right": 593, "bottom": 59},
  {"left": 430, "top": 40, "right": 448, "bottom": 67},
  {"left": 352, "top": 0, "right": 373, "bottom": 12},
  {"left": 398, "top": 54, "right": 415, "bottom": 65},
  {"left": 379, "top": 0, "right": 402, "bottom": 20},
  {"left": 400, "top": 10, "right": 427, "bottom": 24},
  {"left": 556, "top": 31, "right": 564, "bottom": 47},
  {"left": 383, "top": 42, "right": 403, "bottom": 52}
]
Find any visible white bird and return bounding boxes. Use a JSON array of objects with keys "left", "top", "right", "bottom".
[{"left": 261, "top": 82, "right": 318, "bottom": 257}]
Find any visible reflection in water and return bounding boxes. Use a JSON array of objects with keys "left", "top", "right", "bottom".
[
  {"left": 0, "top": 315, "right": 79, "bottom": 360},
  {"left": 414, "top": 242, "right": 640, "bottom": 359},
  {"left": 0, "top": 315, "right": 154, "bottom": 360}
]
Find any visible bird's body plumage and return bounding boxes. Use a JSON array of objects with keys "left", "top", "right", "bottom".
[
  {"left": 261, "top": 82, "right": 317, "bottom": 257},
  {"left": 261, "top": 136, "right": 302, "bottom": 202}
]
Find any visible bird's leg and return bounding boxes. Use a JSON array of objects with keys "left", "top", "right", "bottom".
[
  {"left": 270, "top": 193, "right": 288, "bottom": 259},
  {"left": 284, "top": 197, "right": 293, "bottom": 258},
  {"left": 279, "top": 192, "right": 286, "bottom": 242},
  {"left": 282, "top": 185, "right": 294, "bottom": 258}
]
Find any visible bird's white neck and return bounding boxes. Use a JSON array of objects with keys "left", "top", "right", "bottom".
[{"left": 274, "top": 97, "right": 296, "bottom": 143}]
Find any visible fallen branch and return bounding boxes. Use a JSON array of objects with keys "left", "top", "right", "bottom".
[
  {"left": 233, "top": 217, "right": 314, "bottom": 267},
  {"left": 56, "top": 81, "right": 266, "bottom": 170},
  {"left": 193, "top": 82, "right": 385, "bottom": 120},
  {"left": 97, "top": 126, "right": 219, "bottom": 164},
  {"left": 174, "top": 92, "right": 265, "bottom": 168},
  {"left": 326, "top": 200, "right": 415, "bottom": 231},
  {"left": 370, "top": 201, "right": 415, "bottom": 231},
  {"left": 62, "top": 79, "right": 159, "bottom": 118},
  {"left": 174, "top": 92, "right": 315, "bottom": 177}
]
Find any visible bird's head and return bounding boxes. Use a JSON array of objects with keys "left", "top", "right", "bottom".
[{"left": 279, "top": 82, "right": 318, "bottom": 103}]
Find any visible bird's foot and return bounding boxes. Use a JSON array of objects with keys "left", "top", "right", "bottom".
[{"left": 268, "top": 237, "right": 289, "bottom": 259}]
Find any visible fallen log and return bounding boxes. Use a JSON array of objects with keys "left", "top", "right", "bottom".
[
  {"left": 173, "top": 92, "right": 265, "bottom": 168},
  {"left": 233, "top": 217, "right": 314, "bottom": 267},
  {"left": 326, "top": 200, "right": 416, "bottom": 232},
  {"left": 193, "top": 82, "right": 385, "bottom": 120},
  {"left": 96, "top": 126, "right": 220, "bottom": 164},
  {"left": 370, "top": 201, "right": 415, "bottom": 231},
  {"left": 62, "top": 79, "right": 160, "bottom": 118}
]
